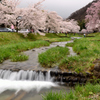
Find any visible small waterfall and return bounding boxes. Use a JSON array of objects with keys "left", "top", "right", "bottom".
[
  {"left": 0, "top": 70, "right": 58, "bottom": 94},
  {"left": 0, "top": 69, "right": 52, "bottom": 81},
  {"left": 0, "top": 69, "right": 90, "bottom": 94},
  {"left": 46, "top": 71, "right": 52, "bottom": 81},
  {"left": 0, "top": 69, "right": 89, "bottom": 85}
]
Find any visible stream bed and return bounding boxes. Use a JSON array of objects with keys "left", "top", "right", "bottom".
[{"left": 0, "top": 37, "right": 81, "bottom": 100}]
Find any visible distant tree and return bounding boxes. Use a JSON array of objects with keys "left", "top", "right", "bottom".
[
  {"left": 60, "top": 21, "right": 71, "bottom": 33},
  {"left": 69, "top": 19, "right": 80, "bottom": 33},
  {"left": 81, "top": 29, "right": 87, "bottom": 33},
  {"left": 60, "top": 19, "right": 80, "bottom": 33},
  {"left": 78, "top": 19, "right": 86, "bottom": 31},
  {"left": 85, "top": 0, "right": 100, "bottom": 32},
  {"left": 45, "top": 11, "right": 62, "bottom": 33}
]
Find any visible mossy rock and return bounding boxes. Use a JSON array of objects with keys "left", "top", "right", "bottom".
[{"left": 89, "top": 58, "right": 100, "bottom": 78}]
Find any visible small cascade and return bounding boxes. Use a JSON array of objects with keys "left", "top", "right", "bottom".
[
  {"left": 0, "top": 69, "right": 52, "bottom": 81},
  {"left": 0, "top": 70, "right": 58, "bottom": 94},
  {"left": 0, "top": 69, "right": 92, "bottom": 86}
]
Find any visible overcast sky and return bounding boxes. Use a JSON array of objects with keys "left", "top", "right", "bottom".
[{"left": 19, "top": 0, "right": 93, "bottom": 18}]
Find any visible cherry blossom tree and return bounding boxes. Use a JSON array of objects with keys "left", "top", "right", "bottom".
[
  {"left": 0, "top": 0, "right": 20, "bottom": 27},
  {"left": 0, "top": 0, "right": 46, "bottom": 34},
  {"left": 59, "top": 21, "right": 70, "bottom": 33},
  {"left": 81, "top": 29, "right": 87, "bottom": 33},
  {"left": 60, "top": 19, "right": 80, "bottom": 33},
  {"left": 45, "top": 11, "right": 63, "bottom": 33},
  {"left": 85, "top": 0, "right": 100, "bottom": 32},
  {"left": 67, "top": 19, "right": 80, "bottom": 33},
  {"left": 44, "top": 12, "right": 80, "bottom": 33},
  {"left": 15, "top": 0, "right": 46, "bottom": 34},
  {"left": 0, "top": 0, "right": 80, "bottom": 35}
]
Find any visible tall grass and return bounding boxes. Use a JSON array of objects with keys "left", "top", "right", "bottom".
[
  {"left": 42, "top": 91, "right": 76, "bottom": 100},
  {"left": 0, "top": 40, "right": 50, "bottom": 63},
  {"left": 10, "top": 53, "right": 29, "bottom": 62},
  {"left": 38, "top": 47, "right": 69, "bottom": 68},
  {"left": 59, "top": 33, "right": 100, "bottom": 72},
  {"left": 42, "top": 83, "right": 100, "bottom": 100},
  {"left": 0, "top": 32, "right": 71, "bottom": 63}
]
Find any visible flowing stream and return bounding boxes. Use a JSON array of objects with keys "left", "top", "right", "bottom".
[
  {"left": 0, "top": 69, "right": 70, "bottom": 100},
  {"left": 0, "top": 39, "right": 77, "bottom": 71},
  {"left": 0, "top": 37, "right": 81, "bottom": 100}
]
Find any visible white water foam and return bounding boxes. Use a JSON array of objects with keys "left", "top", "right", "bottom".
[
  {"left": 0, "top": 70, "right": 53, "bottom": 81},
  {"left": 0, "top": 79, "right": 57, "bottom": 94}
]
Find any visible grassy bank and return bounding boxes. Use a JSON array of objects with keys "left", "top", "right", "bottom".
[
  {"left": 59, "top": 33, "right": 100, "bottom": 72},
  {"left": 0, "top": 32, "right": 71, "bottom": 45},
  {"left": 37, "top": 32, "right": 100, "bottom": 72},
  {"left": 29, "top": 33, "right": 71, "bottom": 42},
  {"left": 0, "top": 40, "right": 50, "bottom": 63},
  {"left": 0, "top": 32, "right": 27, "bottom": 45},
  {"left": 38, "top": 47, "right": 69, "bottom": 68},
  {"left": 42, "top": 83, "right": 100, "bottom": 100},
  {"left": 0, "top": 32, "right": 70, "bottom": 62}
]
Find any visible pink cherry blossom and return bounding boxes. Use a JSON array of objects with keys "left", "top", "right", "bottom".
[{"left": 85, "top": 0, "right": 100, "bottom": 32}]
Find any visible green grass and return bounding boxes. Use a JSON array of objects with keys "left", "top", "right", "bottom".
[
  {"left": 45, "top": 33, "right": 60, "bottom": 38},
  {"left": 0, "top": 32, "right": 70, "bottom": 45},
  {"left": 66, "top": 42, "right": 74, "bottom": 47},
  {"left": 0, "top": 40, "right": 50, "bottom": 63},
  {"left": 10, "top": 53, "right": 29, "bottom": 62},
  {"left": 59, "top": 33, "right": 100, "bottom": 72},
  {"left": 0, "top": 32, "right": 27, "bottom": 45},
  {"left": 42, "top": 83, "right": 100, "bottom": 100},
  {"left": 38, "top": 32, "right": 100, "bottom": 71},
  {"left": 32, "top": 33, "right": 71, "bottom": 42},
  {"left": 48, "top": 38, "right": 70, "bottom": 42},
  {"left": 38, "top": 47, "right": 69, "bottom": 68},
  {"left": 42, "top": 91, "right": 76, "bottom": 100},
  {"left": 0, "top": 32, "right": 71, "bottom": 63}
]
